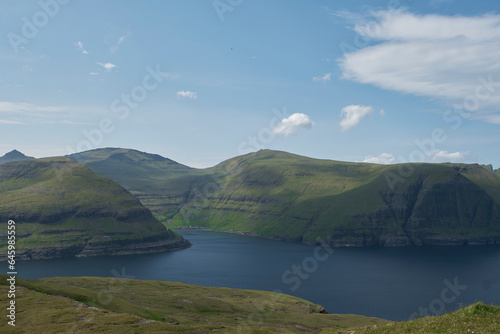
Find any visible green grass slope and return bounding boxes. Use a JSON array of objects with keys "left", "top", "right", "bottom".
[
  {"left": 70, "top": 148, "right": 500, "bottom": 247},
  {"left": 322, "top": 302, "right": 500, "bottom": 334},
  {"left": 0, "top": 274, "right": 388, "bottom": 333},
  {"left": 0, "top": 157, "right": 189, "bottom": 260}
]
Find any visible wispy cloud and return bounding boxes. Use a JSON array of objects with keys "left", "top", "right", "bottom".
[
  {"left": 0, "top": 101, "right": 88, "bottom": 125},
  {"left": 313, "top": 73, "right": 331, "bottom": 82},
  {"left": 74, "top": 41, "right": 88, "bottom": 54},
  {"left": 0, "top": 120, "right": 25, "bottom": 125},
  {"left": 110, "top": 33, "right": 130, "bottom": 53},
  {"left": 176, "top": 90, "right": 198, "bottom": 99},
  {"left": 339, "top": 10, "right": 500, "bottom": 123},
  {"left": 273, "top": 113, "right": 314, "bottom": 136},
  {"left": 339, "top": 105, "right": 373, "bottom": 132},
  {"left": 363, "top": 153, "right": 395, "bottom": 164},
  {"left": 0, "top": 101, "right": 66, "bottom": 113},
  {"left": 97, "top": 62, "right": 117, "bottom": 71}
]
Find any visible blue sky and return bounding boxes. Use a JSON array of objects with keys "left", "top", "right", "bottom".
[{"left": 1, "top": 0, "right": 499, "bottom": 168}]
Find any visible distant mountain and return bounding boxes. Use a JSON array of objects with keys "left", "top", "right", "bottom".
[
  {"left": 0, "top": 157, "right": 190, "bottom": 260},
  {"left": 69, "top": 148, "right": 500, "bottom": 247},
  {"left": 0, "top": 149, "right": 34, "bottom": 164},
  {"left": 68, "top": 148, "right": 208, "bottom": 223}
]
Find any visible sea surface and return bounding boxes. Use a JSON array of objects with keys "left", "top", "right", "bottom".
[{"left": 15, "top": 230, "right": 500, "bottom": 321}]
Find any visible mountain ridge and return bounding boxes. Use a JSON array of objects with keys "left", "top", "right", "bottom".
[{"left": 68, "top": 148, "right": 500, "bottom": 247}]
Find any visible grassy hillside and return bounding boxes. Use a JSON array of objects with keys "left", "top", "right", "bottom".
[
  {"left": 0, "top": 274, "right": 388, "bottom": 333},
  {"left": 69, "top": 149, "right": 500, "bottom": 247},
  {"left": 1, "top": 274, "right": 497, "bottom": 333},
  {"left": 322, "top": 302, "right": 500, "bottom": 334},
  {"left": 0, "top": 157, "right": 190, "bottom": 260}
]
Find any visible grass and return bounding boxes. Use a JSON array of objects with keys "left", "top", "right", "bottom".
[
  {"left": 0, "top": 274, "right": 389, "bottom": 333},
  {"left": 321, "top": 302, "right": 500, "bottom": 334},
  {"left": 0, "top": 274, "right": 497, "bottom": 333}
]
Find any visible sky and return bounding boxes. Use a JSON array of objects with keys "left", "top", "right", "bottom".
[{"left": 1, "top": 0, "right": 499, "bottom": 168}]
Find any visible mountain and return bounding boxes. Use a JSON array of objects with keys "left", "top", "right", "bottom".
[
  {"left": 0, "top": 157, "right": 190, "bottom": 260},
  {"left": 68, "top": 147, "right": 209, "bottom": 223},
  {"left": 69, "top": 148, "right": 500, "bottom": 247},
  {"left": 0, "top": 149, "right": 34, "bottom": 164}
]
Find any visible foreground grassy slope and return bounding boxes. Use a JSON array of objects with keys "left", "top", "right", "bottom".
[
  {"left": 70, "top": 148, "right": 500, "bottom": 247},
  {"left": 0, "top": 274, "right": 388, "bottom": 333},
  {"left": 0, "top": 157, "right": 189, "bottom": 260},
  {"left": 321, "top": 302, "right": 500, "bottom": 334}
]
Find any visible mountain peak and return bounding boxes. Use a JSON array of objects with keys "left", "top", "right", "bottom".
[
  {"left": 0, "top": 149, "right": 35, "bottom": 164},
  {"left": 5, "top": 149, "right": 26, "bottom": 158}
]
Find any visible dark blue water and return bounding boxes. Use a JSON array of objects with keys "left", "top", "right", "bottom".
[{"left": 14, "top": 230, "right": 500, "bottom": 321}]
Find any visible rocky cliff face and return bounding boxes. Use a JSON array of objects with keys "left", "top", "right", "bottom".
[
  {"left": 311, "top": 167, "right": 500, "bottom": 247},
  {"left": 173, "top": 157, "right": 500, "bottom": 247},
  {"left": 6, "top": 231, "right": 190, "bottom": 261}
]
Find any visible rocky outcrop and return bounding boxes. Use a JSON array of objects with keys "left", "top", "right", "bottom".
[{"left": 76, "top": 231, "right": 190, "bottom": 258}]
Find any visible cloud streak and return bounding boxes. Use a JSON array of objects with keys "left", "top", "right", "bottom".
[
  {"left": 97, "top": 62, "right": 117, "bottom": 71},
  {"left": 177, "top": 90, "right": 198, "bottom": 99},
  {"left": 313, "top": 73, "right": 331, "bottom": 82},
  {"left": 110, "top": 33, "right": 130, "bottom": 53},
  {"left": 0, "top": 101, "right": 66, "bottom": 113}
]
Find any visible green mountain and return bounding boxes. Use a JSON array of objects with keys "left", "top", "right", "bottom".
[
  {"left": 69, "top": 148, "right": 500, "bottom": 247},
  {"left": 1, "top": 274, "right": 498, "bottom": 333},
  {"left": 0, "top": 157, "right": 190, "bottom": 260},
  {"left": 0, "top": 149, "right": 34, "bottom": 164}
]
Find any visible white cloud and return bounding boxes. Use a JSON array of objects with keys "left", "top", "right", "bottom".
[
  {"left": 74, "top": 41, "right": 88, "bottom": 54},
  {"left": 313, "top": 73, "right": 331, "bottom": 82},
  {"left": 380, "top": 109, "right": 385, "bottom": 116},
  {"left": 89, "top": 72, "right": 99, "bottom": 76},
  {"left": 363, "top": 153, "right": 395, "bottom": 164},
  {"left": 273, "top": 113, "right": 315, "bottom": 136},
  {"left": 339, "top": 10, "right": 500, "bottom": 122},
  {"left": 339, "top": 105, "right": 373, "bottom": 132},
  {"left": 97, "top": 62, "right": 117, "bottom": 71},
  {"left": 430, "top": 150, "right": 467, "bottom": 161},
  {"left": 176, "top": 90, "right": 198, "bottom": 99}
]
